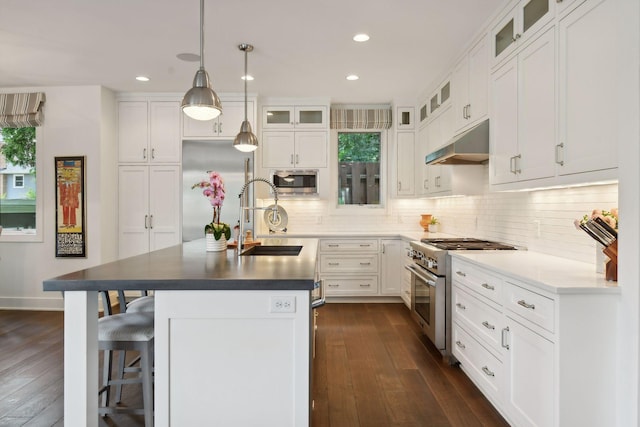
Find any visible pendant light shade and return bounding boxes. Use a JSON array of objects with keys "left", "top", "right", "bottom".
[
  {"left": 181, "top": 0, "right": 222, "bottom": 121},
  {"left": 233, "top": 43, "right": 259, "bottom": 152}
]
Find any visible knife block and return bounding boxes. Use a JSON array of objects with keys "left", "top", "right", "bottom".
[{"left": 603, "top": 240, "right": 618, "bottom": 282}]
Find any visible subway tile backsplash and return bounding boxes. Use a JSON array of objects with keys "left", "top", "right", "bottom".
[{"left": 260, "top": 168, "right": 618, "bottom": 266}]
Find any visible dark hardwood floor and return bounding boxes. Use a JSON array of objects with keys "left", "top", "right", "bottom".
[{"left": 0, "top": 303, "right": 508, "bottom": 426}]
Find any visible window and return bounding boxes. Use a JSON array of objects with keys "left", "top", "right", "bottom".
[
  {"left": 337, "top": 132, "right": 382, "bottom": 206},
  {"left": 0, "top": 126, "right": 42, "bottom": 240},
  {"left": 13, "top": 174, "right": 24, "bottom": 188}
]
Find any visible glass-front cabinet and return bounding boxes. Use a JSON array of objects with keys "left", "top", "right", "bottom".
[
  {"left": 262, "top": 106, "right": 326, "bottom": 129},
  {"left": 492, "top": 0, "right": 554, "bottom": 63}
]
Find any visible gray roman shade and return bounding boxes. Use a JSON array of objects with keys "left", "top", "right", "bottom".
[
  {"left": 330, "top": 107, "right": 392, "bottom": 129},
  {"left": 0, "top": 92, "right": 46, "bottom": 128}
]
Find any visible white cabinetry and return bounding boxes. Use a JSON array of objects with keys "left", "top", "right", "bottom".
[
  {"left": 319, "top": 239, "right": 379, "bottom": 297},
  {"left": 182, "top": 100, "right": 253, "bottom": 139},
  {"left": 395, "top": 131, "right": 415, "bottom": 196},
  {"left": 380, "top": 239, "right": 402, "bottom": 296},
  {"left": 396, "top": 106, "right": 415, "bottom": 130},
  {"left": 490, "top": 27, "right": 556, "bottom": 186},
  {"left": 400, "top": 241, "right": 412, "bottom": 307},
  {"left": 262, "top": 131, "right": 327, "bottom": 168},
  {"left": 491, "top": 0, "right": 555, "bottom": 65},
  {"left": 451, "top": 256, "right": 618, "bottom": 427},
  {"left": 452, "top": 35, "right": 489, "bottom": 133},
  {"left": 118, "top": 100, "right": 181, "bottom": 163},
  {"left": 118, "top": 165, "right": 181, "bottom": 259},
  {"left": 262, "top": 105, "right": 326, "bottom": 129},
  {"left": 556, "top": 0, "right": 617, "bottom": 178}
]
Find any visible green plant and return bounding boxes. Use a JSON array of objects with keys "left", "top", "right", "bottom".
[{"left": 430, "top": 216, "right": 439, "bottom": 225}]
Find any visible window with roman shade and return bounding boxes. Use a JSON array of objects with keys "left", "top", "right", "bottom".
[
  {"left": 330, "top": 107, "right": 392, "bottom": 129},
  {"left": 0, "top": 92, "right": 46, "bottom": 128}
]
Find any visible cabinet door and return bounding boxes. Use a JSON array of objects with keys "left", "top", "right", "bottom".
[
  {"left": 295, "top": 106, "right": 326, "bottom": 129},
  {"left": 218, "top": 101, "right": 252, "bottom": 138},
  {"left": 467, "top": 37, "right": 489, "bottom": 125},
  {"left": 452, "top": 55, "right": 470, "bottom": 132},
  {"left": 517, "top": 28, "right": 556, "bottom": 182},
  {"left": 380, "top": 239, "right": 402, "bottom": 296},
  {"left": 262, "top": 106, "right": 294, "bottom": 129},
  {"left": 149, "top": 165, "right": 181, "bottom": 252},
  {"left": 118, "top": 165, "right": 150, "bottom": 258},
  {"left": 396, "top": 132, "right": 415, "bottom": 196},
  {"left": 504, "top": 317, "right": 554, "bottom": 427},
  {"left": 150, "top": 101, "right": 181, "bottom": 163},
  {"left": 397, "top": 107, "right": 415, "bottom": 130},
  {"left": 416, "top": 125, "right": 430, "bottom": 195},
  {"left": 294, "top": 132, "right": 327, "bottom": 167},
  {"left": 490, "top": 57, "right": 519, "bottom": 185},
  {"left": 262, "top": 132, "right": 295, "bottom": 168},
  {"left": 557, "top": 0, "right": 617, "bottom": 176},
  {"left": 182, "top": 115, "right": 218, "bottom": 138},
  {"left": 118, "top": 101, "right": 148, "bottom": 163}
]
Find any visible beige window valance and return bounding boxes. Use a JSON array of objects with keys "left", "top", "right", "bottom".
[
  {"left": 330, "top": 107, "right": 392, "bottom": 129},
  {"left": 0, "top": 92, "right": 46, "bottom": 128}
]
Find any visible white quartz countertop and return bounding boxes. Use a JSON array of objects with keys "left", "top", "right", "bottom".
[
  {"left": 258, "top": 231, "right": 453, "bottom": 242},
  {"left": 451, "top": 251, "right": 619, "bottom": 295}
]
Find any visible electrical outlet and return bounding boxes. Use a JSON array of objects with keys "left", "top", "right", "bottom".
[{"left": 270, "top": 296, "right": 296, "bottom": 313}]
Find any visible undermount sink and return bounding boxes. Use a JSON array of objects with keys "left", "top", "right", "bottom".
[{"left": 240, "top": 245, "right": 303, "bottom": 256}]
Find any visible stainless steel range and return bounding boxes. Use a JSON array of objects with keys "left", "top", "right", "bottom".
[{"left": 406, "top": 238, "right": 516, "bottom": 358}]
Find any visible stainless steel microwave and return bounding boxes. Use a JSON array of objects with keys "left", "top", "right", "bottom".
[{"left": 271, "top": 170, "right": 318, "bottom": 196}]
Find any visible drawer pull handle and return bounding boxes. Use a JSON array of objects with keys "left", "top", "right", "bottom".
[
  {"left": 360, "top": 262, "right": 371, "bottom": 266},
  {"left": 359, "top": 284, "right": 371, "bottom": 287},
  {"left": 482, "top": 366, "right": 495, "bottom": 377},
  {"left": 328, "top": 262, "right": 340, "bottom": 266},
  {"left": 482, "top": 321, "right": 495, "bottom": 330},
  {"left": 502, "top": 327, "right": 510, "bottom": 350},
  {"left": 481, "top": 283, "right": 495, "bottom": 291},
  {"left": 327, "top": 244, "right": 339, "bottom": 248},
  {"left": 328, "top": 284, "right": 340, "bottom": 288},
  {"left": 456, "top": 271, "right": 466, "bottom": 277},
  {"left": 359, "top": 244, "right": 371, "bottom": 247},
  {"left": 517, "top": 299, "right": 535, "bottom": 310},
  {"left": 455, "top": 340, "right": 466, "bottom": 349},
  {"left": 455, "top": 302, "right": 466, "bottom": 310}
]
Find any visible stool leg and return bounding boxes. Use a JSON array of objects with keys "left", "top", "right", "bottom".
[
  {"left": 115, "top": 350, "right": 126, "bottom": 402},
  {"left": 101, "top": 349, "right": 113, "bottom": 409},
  {"left": 141, "top": 341, "right": 154, "bottom": 427}
]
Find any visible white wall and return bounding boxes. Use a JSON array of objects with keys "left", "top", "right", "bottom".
[{"left": 0, "top": 86, "right": 118, "bottom": 310}]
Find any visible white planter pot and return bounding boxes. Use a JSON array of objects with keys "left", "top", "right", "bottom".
[
  {"left": 428, "top": 223, "right": 439, "bottom": 232},
  {"left": 206, "top": 234, "right": 227, "bottom": 252}
]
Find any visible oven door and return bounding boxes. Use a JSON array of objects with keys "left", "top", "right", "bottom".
[{"left": 406, "top": 264, "right": 445, "bottom": 351}]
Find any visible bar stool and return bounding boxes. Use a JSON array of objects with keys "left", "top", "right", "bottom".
[
  {"left": 118, "top": 290, "right": 154, "bottom": 313},
  {"left": 98, "top": 292, "right": 154, "bottom": 427}
]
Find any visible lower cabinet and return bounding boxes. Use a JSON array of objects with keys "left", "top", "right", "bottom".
[
  {"left": 319, "top": 238, "right": 403, "bottom": 298},
  {"left": 451, "top": 256, "right": 617, "bottom": 427}
]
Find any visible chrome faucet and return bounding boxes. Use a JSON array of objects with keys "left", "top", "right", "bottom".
[{"left": 237, "top": 178, "right": 279, "bottom": 254}]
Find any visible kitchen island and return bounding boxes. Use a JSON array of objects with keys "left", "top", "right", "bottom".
[{"left": 43, "top": 237, "right": 319, "bottom": 427}]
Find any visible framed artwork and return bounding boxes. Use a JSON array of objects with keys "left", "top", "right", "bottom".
[{"left": 55, "top": 156, "right": 86, "bottom": 257}]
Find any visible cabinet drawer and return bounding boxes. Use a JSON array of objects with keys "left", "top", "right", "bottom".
[
  {"left": 504, "top": 282, "right": 555, "bottom": 333},
  {"left": 453, "top": 285, "right": 504, "bottom": 352},
  {"left": 320, "top": 239, "right": 378, "bottom": 252},
  {"left": 324, "top": 276, "right": 379, "bottom": 296},
  {"left": 452, "top": 259, "right": 503, "bottom": 305},
  {"left": 452, "top": 323, "right": 503, "bottom": 401},
  {"left": 320, "top": 254, "right": 378, "bottom": 273}
]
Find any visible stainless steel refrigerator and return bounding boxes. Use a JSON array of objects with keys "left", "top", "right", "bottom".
[{"left": 182, "top": 140, "right": 253, "bottom": 242}]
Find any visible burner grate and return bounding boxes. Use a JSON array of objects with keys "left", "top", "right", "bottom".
[{"left": 421, "top": 238, "right": 516, "bottom": 251}]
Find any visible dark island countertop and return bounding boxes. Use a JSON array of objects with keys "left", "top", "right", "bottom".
[{"left": 43, "top": 237, "right": 319, "bottom": 292}]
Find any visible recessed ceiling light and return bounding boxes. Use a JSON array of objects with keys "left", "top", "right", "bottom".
[
  {"left": 353, "top": 34, "right": 370, "bottom": 42},
  {"left": 346, "top": 74, "right": 359, "bottom": 81},
  {"left": 136, "top": 76, "right": 150, "bottom": 82},
  {"left": 241, "top": 75, "right": 254, "bottom": 81}
]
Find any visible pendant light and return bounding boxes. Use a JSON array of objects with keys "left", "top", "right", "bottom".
[
  {"left": 181, "top": 0, "right": 222, "bottom": 121},
  {"left": 233, "top": 43, "right": 259, "bottom": 152}
]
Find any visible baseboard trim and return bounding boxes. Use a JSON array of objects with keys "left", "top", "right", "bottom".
[{"left": 0, "top": 296, "right": 64, "bottom": 311}]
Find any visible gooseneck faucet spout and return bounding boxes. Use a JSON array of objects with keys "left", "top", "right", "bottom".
[{"left": 238, "top": 178, "right": 279, "bottom": 254}]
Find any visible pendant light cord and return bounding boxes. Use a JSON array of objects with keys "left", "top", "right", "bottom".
[
  {"left": 199, "top": 0, "right": 205, "bottom": 71},
  {"left": 244, "top": 48, "right": 248, "bottom": 121}
]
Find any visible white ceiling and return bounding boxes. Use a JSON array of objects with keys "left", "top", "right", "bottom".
[{"left": 1, "top": 0, "right": 505, "bottom": 104}]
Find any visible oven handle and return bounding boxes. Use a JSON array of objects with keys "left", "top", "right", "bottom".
[{"left": 405, "top": 264, "right": 438, "bottom": 287}]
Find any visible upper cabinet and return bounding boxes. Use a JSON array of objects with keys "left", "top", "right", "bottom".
[
  {"left": 118, "top": 100, "right": 181, "bottom": 164},
  {"left": 556, "top": 0, "right": 617, "bottom": 178},
  {"left": 492, "top": 0, "right": 555, "bottom": 65},
  {"left": 182, "top": 100, "right": 253, "bottom": 139},
  {"left": 396, "top": 106, "right": 415, "bottom": 130},
  {"left": 430, "top": 80, "right": 451, "bottom": 116},
  {"left": 262, "top": 106, "right": 327, "bottom": 130},
  {"left": 261, "top": 131, "right": 327, "bottom": 169},
  {"left": 452, "top": 35, "right": 489, "bottom": 134}
]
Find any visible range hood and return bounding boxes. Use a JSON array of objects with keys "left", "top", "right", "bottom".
[{"left": 425, "top": 119, "right": 489, "bottom": 165}]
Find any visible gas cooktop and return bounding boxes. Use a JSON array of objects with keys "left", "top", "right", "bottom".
[{"left": 421, "top": 238, "right": 516, "bottom": 251}]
